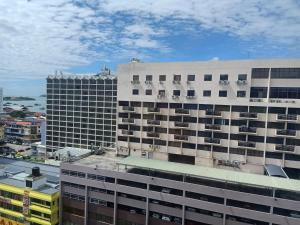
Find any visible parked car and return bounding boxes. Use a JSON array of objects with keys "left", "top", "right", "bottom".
[{"left": 162, "top": 215, "right": 171, "bottom": 221}]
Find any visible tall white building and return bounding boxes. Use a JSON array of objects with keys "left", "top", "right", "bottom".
[
  {"left": 116, "top": 59, "right": 300, "bottom": 174},
  {"left": 0, "top": 87, "right": 3, "bottom": 114}
]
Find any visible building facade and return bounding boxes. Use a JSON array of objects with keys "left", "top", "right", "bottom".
[
  {"left": 0, "top": 158, "right": 59, "bottom": 225},
  {"left": 116, "top": 59, "right": 300, "bottom": 174},
  {"left": 46, "top": 72, "right": 117, "bottom": 154},
  {"left": 60, "top": 153, "right": 300, "bottom": 225},
  {"left": 4, "top": 121, "right": 42, "bottom": 144}
]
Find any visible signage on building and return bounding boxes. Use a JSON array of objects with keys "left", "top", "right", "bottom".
[
  {"left": 22, "top": 190, "right": 30, "bottom": 216},
  {"left": 0, "top": 218, "right": 23, "bottom": 225}
]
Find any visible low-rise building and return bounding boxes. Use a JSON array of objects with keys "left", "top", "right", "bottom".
[
  {"left": 0, "top": 157, "right": 59, "bottom": 225},
  {"left": 60, "top": 151, "right": 300, "bottom": 225}
]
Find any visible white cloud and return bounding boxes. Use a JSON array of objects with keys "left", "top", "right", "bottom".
[{"left": 0, "top": 0, "right": 299, "bottom": 81}]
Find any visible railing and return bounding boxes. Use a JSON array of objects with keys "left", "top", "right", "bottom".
[
  {"left": 276, "top": 129, "right": 296, "bottom": 136},
  {"left": 121, "top": 118, "right": 134, "bottom": 123},
  {"left": 205, "top": 124, "right": 221, "bottom": 130},
  {"left": 147, "top": 132, "right": 160, "bottom": 138},
  {"left": 147, "top": 120, "right": 160, "bottom": 126},
  {"left": 219, "top": 80, "right": 229, "bottom": 85},
  {"left": 238, "top": 141, "right": 256, "bottom": 148},
  {"left": 148, "top": 108, "right": 160, "bottom": 113},
  {"left": 275, "top": 145, "right": 295, "bottom": 152},
  {"left": 122, "top": 106, "right": 135, "bottom": 111},
  {"left": 174, "top": 134, "right": 189, "bottom": 141},
  {"left": 131, "top": 80, "right": 140, "bottom": 84},
  {"left": 236, "top": 80, "right": 247, "bottom": 85},
  {"left": 239, "top": 112, "right": 257, "bottom": 119},
  {"left": 204, "top": 138, "right": 221, "bottom": 144},
  {"left": 175, "top": 108, "right": 189, "bottom": 114},
  {"left": 122, "top": 130, "right": 133, "bottom": 135},
  {"left": 277, "top": 114, "right": 297, "bottom": 121},
  {"left": 239, "top": 126, "right": 257, "bottom": 133},
  {"left": 205, "top": 110, "right": 221, "bottom": 117},
  {"left": 174, "top": 122, "right": 189, "bottom": 128}
]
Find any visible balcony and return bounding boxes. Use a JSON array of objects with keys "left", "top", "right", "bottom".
[
  {"left": 174, "top": 134, "right": 189, "bottom": 141},
  {"left": 175, "top": 108, "right": 189, "bottom": 115},
  {"left": 122, "top": 130, "right": 133, "bottom": 136},
  {"left": 239, "top": 126, "right": 257, "bottom": 134},
  {"left": 276, "top": 129, "right": 296, "bottom": 137},
  {"left": 147, "top": 120, "right": 161, "bottom": 126},
  {"left": 275, "top": 144, "right": 295, "bottom": 152},
  {"left": 239, "top": 112, "right": 257, "bottom": 119},
  {"left": 219, "top": 80, "right": 229, "bottom": 85},
  {"left": 204, "top": 124, "right": 221, "bottom": 130},
  {"left": 121, "top": 118, "right": 134, "bottom": 124},
  {"left": 204, "top": 137, "right": 221, "bottom": 145},
  {"left": 236, "top": 79, "right": 247, "bottom": 85},
  {"left": 147, "top": 132, "right": 160, "bottom": 138},
  {"left": 122, "top": 106, "right": 135, "bottom": 112},
  {"left": 131, "top": 80, "right": 140, "bottom": 85},
  {"left": 238, "top": 141, "right": 256, "bottom": 148},
  {"left": 205, "top": 109, "right": 221, "bottom": 117},
  {"left": 148, "top": 107, "right": 160, "bottom": 113},
  {"left": 277, "top": 114, "right": 298, "bottom": 121},
  {"left": 174, "top": 121, "right": 189, "bottom": 128}
]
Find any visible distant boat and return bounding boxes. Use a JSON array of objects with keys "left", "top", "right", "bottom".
[
  {"left": 40, "top": 107, "right": 45, "bottom": 110},
  {"left": 34, "top": 103, "right": 41, "bottom": 106}
]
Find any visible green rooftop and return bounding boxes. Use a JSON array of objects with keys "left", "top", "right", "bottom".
[{"left": 118, "top": 156, "right": 300, "bottom": 192}]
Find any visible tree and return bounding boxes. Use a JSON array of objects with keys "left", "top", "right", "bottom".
[{"left": 9, "top": 111, "right": 26, "bottom": 118}]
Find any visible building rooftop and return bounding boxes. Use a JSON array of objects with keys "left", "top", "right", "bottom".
[
  {"left": 0, "top": 157, "right": 59, "bottom": 194},
  {"left": 118, "top": 156, "right": 300, "bottom": 192}
]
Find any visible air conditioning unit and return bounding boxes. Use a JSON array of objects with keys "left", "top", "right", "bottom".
[
  {"left": 172, "top": 95, "right": 179, "bottom": 99},
  {"left": 219, "top": 80, "right": 229, "bottom": 85},
  {"left": 131, "top": 80, "right": 140, "bottom": 84},
  {"left": 173, "top": 80, "right": 180, "bottom": 84},
  {"left": 186, "top": 95, "right": 196, "bottom": 99},
  {"left": 157, "top": 94, "right": 165, "bottom": 99},
  {"left": 159, "top": 81, "right": 164, "bottom": 84},
  {"left": 145, "top": 80, "right": 152, "bottom": 84},
  {"left": 149, "top": 144, "right": 153, "bottom": 148}
]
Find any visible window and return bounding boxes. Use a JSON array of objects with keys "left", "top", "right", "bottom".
[
  {"left": 203, "top": 90, "right": 211, "bottom": 97},
  {"left": 187, "top": 90, "right": 195, "bottom": 96},
  {"left": 219, "top": 90, "right": 227, "bottom": 97},
  {"left": 220, "top": 74, "right": 228, "bottom": 81},
  {"left": 146, "top": 75, "right": 152, "bottom": 81},
  {"left": 158, "top": 90, "right": 165, "bottom": 96},
  {"left": 250, "top": 87, "right": 268, "bottom": 98},
  {"left": 238, "top": 74, "right": 247, "bottom": 81},
  {"left": 132, "top": 75, "right": 139, "bottom": 81},
  {"left": 159, "top": 75, "right": 166, "bottom": 81},
  {"left": 251, "top": 68, "right": 269, "bottom": 79},
  {"left": 237, "top": 91, "right": 246, "bottom": 97},
  {"left": 145, "top": 89, "right": 152, "bottom": 95},
  {"left": 173, "top": 90, "right": 180, "bottom": 96},
  {"left": 204, "top": 74, "right": 212, "bottom": 81},
  {"left": 173, "top": 75, "right": 181, "bottom": 81},
  {"left": 187, "top": 74, "right": 195, "bottom": 81},
  {"left": 271, "top": 68, "right": 300, "bottom": 79},
  {"left": 132, "top": 89, "right": 139, "bottom": 95}
]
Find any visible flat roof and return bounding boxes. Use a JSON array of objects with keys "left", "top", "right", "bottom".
[{"left": 118, "top": 156, "right": 300, "bottom": 192}]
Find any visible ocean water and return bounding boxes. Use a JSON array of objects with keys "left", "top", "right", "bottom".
[{"left": 3, "top": 96, "right": 46, "bottom": 113}]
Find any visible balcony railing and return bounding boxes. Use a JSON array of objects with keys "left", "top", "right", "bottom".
[
  {"left": 239, "top": 126, "right": 257, "bottom": 133},
  {"left": 121, "top": 130, "right": 133, "bottom": 136},
  {"left": 277, "top": 114, "right": 298, "bottom": 121},
  {"left": 147, "top": 132, "right": 160, "bottom": 138},
  {"left": 174, "top": 134, "right": 189, "bottom": 141},
  {"left": 121, "top": 118, "right": 134, "bottom": 124},
  {"left": 238, "top": 141, "right": 256, "bottom": 148},
  {"left": 204, "top": 137, "right": 221, "bottom": 144},
  {"left": 239, "top": 112, "right": 257, "bottom": 119},
  {"left": 174, "top": 122, "right": 189, "bottom": 128},
  {"left": 236, "top": 80, "right": 247, "bottom": 85},
  {"left": 205, "top": 109, "right": 221, "bottom": 117},
  {"left": 275, "top": 145, "right": 295, "bottom": 152},
  {"left": 205, "top": 124, "right": 221, "bottom": 130},
  {"left": 122, "top": 106, "right": 135, "bottom": 112},
  {"left": 175, "top": 108, "right": 189, "bottom": 114},
  {"left": 147, "top": 120, "right": 160, "bottom": 126},
  {"left": 131, "top": 80, "right": 140, "bottom": 84},
  {"left": 148, "top": 108, "right": 160, "bottom": 113},
  {"left": 219, "top": 80, "right": 229, "bottom": 85},
  {"left": 276, "top": 129, "right": 296, "bottom": 137}
]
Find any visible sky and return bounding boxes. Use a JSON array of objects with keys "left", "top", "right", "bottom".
[{"left": 0, "top": 0, "right": 299, "bottom": 96}]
